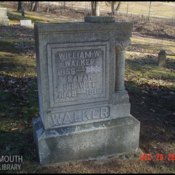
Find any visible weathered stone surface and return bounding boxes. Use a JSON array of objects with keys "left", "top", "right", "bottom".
[
  {"left": 0, "top": 8, "right": 9, "bottom": 26},
  {"left": 20, "top": 20, "right": 32, "bottom": 27},
  {"left": 158, "top": 49, "right": 166, "bottom": 67},
  {"left": 33, "top": 16, "right": 140, "bottom": 164},
  {"left": 34, "top": 20, "right": 133, "bottom": 130},
  {"left": 33, "top": 115, "right": 140, "bottom": 165},
  {"left": 85, "top": 16, "right": 115, "bottom": 23}
]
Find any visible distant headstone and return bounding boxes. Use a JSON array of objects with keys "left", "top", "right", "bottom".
[
  {"left": 20, "top": 20, "right": 32, "bottom": 26},
  {"left": 33, "top": 16, "right": 140, "bottom": 165},
  {"left": 158, "top": 50, "right": 166, "bottom": 67},
  {"left": 0, "top": 8, "right": 9, "bottom": 26}
]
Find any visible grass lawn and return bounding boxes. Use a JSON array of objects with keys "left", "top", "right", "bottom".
[
  {"left": 117, "top": 1, "right": 175, "bottom": 19},
  {"left": 0, "top": 3, "right": 175, "bottom": 173}
]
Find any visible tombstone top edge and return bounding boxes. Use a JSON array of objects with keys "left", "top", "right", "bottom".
[
  {"left": 84, "top": 16, "right": 115, "bottom": 23},
  {"left": 34, "top": 21, "right": 133, "bottom": 34}
]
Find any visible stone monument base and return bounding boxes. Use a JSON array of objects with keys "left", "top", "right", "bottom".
[
  {"left": 33, "top": 115, "right": 140, "bottom": 165},
  {"left": 0, "top": 17, "right": 9, "bottom": 26}
]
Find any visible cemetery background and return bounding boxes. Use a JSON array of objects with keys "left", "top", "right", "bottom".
[{"left": 0, "top": 1, "right": 175, "bottom": 173}]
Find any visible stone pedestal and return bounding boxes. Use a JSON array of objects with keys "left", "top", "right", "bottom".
[
  {"left": 33, "top": 116, "right": 140, "bottom": 164},
  {"left": 0, "top": 8, "right": 9, "bottom": 26},
  {"left": 33, "top": 16, "right": 140, "bottom": 165}
]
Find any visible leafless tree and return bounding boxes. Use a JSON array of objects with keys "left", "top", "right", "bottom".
[
  {"left": 91, "top": 1, "right": 100, "bottom": 16},
  {"left": 30, "top": 1, "right": 39, "bottom": 12},
  {"left": 148, "top": 1, "right": 152, "bottom": 21},
  {"left": 106, "top": 1, "right": 121, "bottom": 16},
  {"left": 17, "top": 1, "right": 25, "bottom": 17},
  {"left": 17, "top": 1, "right": 23, "bottom": 12}
]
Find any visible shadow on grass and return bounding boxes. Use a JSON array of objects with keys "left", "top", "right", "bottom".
[
  {"left": 125, "top": 54, "right": 175, "bottom": 165},
  {"left": 0, "top": 75, "right": 38, "bottom": 118},
  {"left": 0, "top": 57, "right": 35, "bottom": 73},
  {"left": 126, "top": 80, "right": 175, "bottom": 173},
  {"left": 126, "top": 78, "right": 175, "bottom": 151},
  {"left": 0, "top": 75, "right": 39, "bottom": 164},
  {"left": 0, "top": 25, "right": 34, "bottom": 38},
  {"left": 0, "top": 130, "right": 38, "bottom": 162},
  {"left": 0, "top": 25, "right": 34, "bottom": 56},
  {"left": 0, "top": 40, "right": 34, "bottom": 55}
]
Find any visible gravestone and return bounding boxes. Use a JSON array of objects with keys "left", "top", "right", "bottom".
[
  {"left": 20, "top": 20, "right": 32, "bottom": 27},
  {"left": 0, "top": 8, "right": 9, "bottom": 26},
  {"left": 33, "top": 16, "right": 140, "bottom": 165},
  {"left": 158, "top": 49, "right": 166, "bottom": 67}
]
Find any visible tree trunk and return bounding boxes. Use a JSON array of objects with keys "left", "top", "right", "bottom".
[
  {"left": 91, "top": 1, "right": 96, "bottom": 15},
  {"left": 17, "top": 1, "right": 22, "bottom": 12},
  {"left": 63, "top": 1, "right": 66, "bottom": 9},
  {"left": 46, "top": 2, "right": 50, "bottom": 13},
  {"left": 148, "top": 1, "right": 152, "bottom": 21},
  {"left": 91, "top": 1, "right": 100, "bottom": 16},
  {"left": 126, "top": 2, "right": 129, "bottom": 15},
  {"left": 115, "top": 1, "right": 121, "bottom": 12},
  {"left": 30, "top": 1, "right": 39, "bottom": 12},
  {"left": 111, "top": 1, "right": 115, "bottom": 16},
  {"left": 17, "top": 1, "right": 25, "bottom": 17},
  {"left": 30, "top": 1, "right": 34, "bottom": 11},
  {"left": 33, "top": 1, "right": 39, "bottom": 11},
  {"left": 110, "top": 1, "right": 121, "bottom": 16}
]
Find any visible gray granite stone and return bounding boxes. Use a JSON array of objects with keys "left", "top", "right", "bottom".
[
  {"left": 85, "top": 16, "right": 115, "bottom": 23},
  {"left": 33, "top": 16, "right": 140, "bottom": 164},
  {"left": 34, "top": 20, "right": 132, "bottom": 130},
  {"left": 20, "top": 20, "right": 32, "bottom": 27},
  {"left": 158, "top": 49, "right": 166, "bottom": 67},
  {"left": 0, "top": 8, "right": 9, "bottom": 26},
  {"left": 33, "top": 115, "right": 140, "bottom": 165}
]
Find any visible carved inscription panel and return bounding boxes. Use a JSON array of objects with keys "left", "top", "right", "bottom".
[
  {"left": 48, "top": 106, "right": 110, "bottom": 128},
  {"left": 47, "top": 42, "right": 109, "bottom": 107}
]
